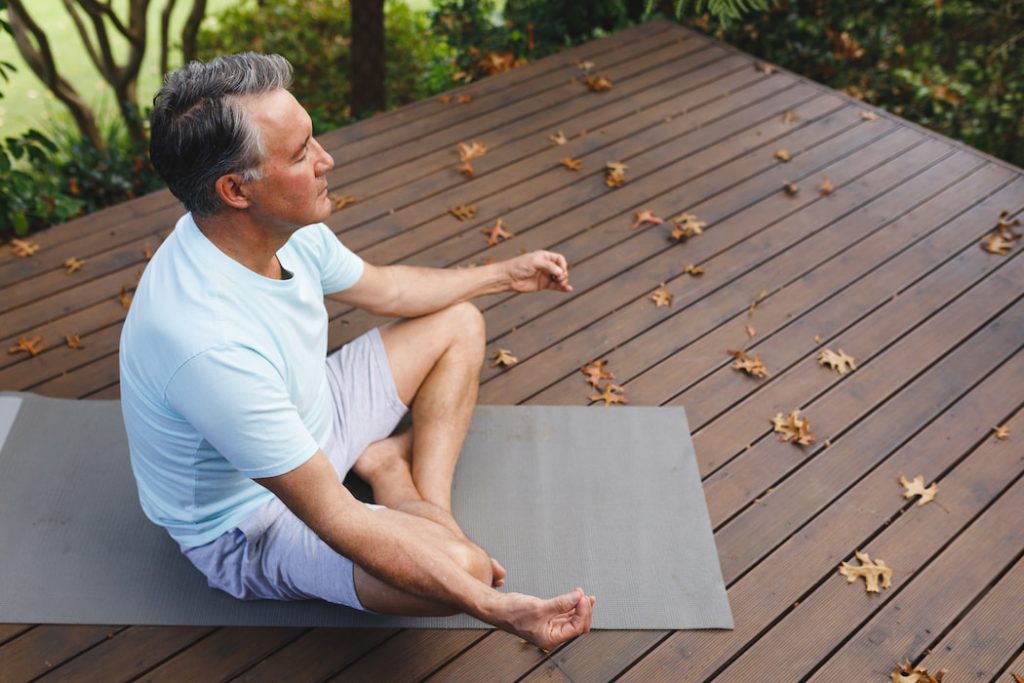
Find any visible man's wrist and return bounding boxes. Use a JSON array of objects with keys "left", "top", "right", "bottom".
[{"left": 466, "top": 584, "right": 508, "bottom": 625}]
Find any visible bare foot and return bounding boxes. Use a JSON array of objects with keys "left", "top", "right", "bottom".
[{"left": 491, "top": 558, "right": 507, "bottom": 589}]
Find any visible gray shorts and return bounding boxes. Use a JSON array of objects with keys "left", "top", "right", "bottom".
[{"left": 182, "top": 327, "right": 409, "bottom": 610}]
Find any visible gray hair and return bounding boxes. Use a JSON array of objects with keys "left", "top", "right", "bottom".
[{"left": 149, "top": 53, "right": 294, "bottom": 216}]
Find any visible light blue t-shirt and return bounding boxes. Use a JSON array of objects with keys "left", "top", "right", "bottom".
[{"left": 119, "top": 213, "right": 364, "bottom": 548}]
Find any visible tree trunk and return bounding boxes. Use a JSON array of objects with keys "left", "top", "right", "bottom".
[{"left": 350, "top": 0, "right": 386, "bottom": 118}]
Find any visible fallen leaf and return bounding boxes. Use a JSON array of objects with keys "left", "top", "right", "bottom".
[
  {"left": 63, "top": 257, "right": 84, "bottom": 274},
  {"left": 482, "top": 218, "right": 513, "bottom": 246},
  {"left": 818, "top": 348, "right": 857, "bottom": 374},
  {"left": 590, "top": 383, "right": 627, "bottom": 405},
  {"left": 839, "top": 551, "right": 892, "bottom": 593},
  {"left": 782, "top": 111, "right": 799, "bottom": 124},
  {"left": 784, "top": 181, "right": 800, "bottom": 196},
  {"left": 559, "top": 157, "right": 583, "bottom": 171},
  {"left": 996, "top": 210, "right": 1021, "bottom": 238},
  {"left": 605, "top": 161, "right": 627, "bottom": 188},
  {"left": 438, "top": 94, "right": 451, "bottom": 104},
  {"left": 458, "top": 160, "right": 475, "bottom": 177},
  {"left": 577, "top": 60, "right": 594, "bottom": 71},
  {"left": 456, "top": 94, "right": 473, "bottom": 104},
  {"left": 458, "top": 141, "right": 487, "bottom": 162},
  {"left": 729, "top": 349, "right": 768, "bottom": 378},
  {"left": 10, "top": 238, "right": 40, "bottom": 257},
  {"left": 65, "top": 333, "right": 83, "bottom": 349},
  {"left": 774, "top": 149, "right": 791, "bottom": 162},
  {"left": 754, "top": 61, "right": 774, "bottom": 74},
  {"left": 814, "top": 334, "right": 822, "bottom": 343},
  {"left": 746, "top": 324, "right": 756, "bottom": 338},
  {"left": 670, "top": 213, "right": 706, "bottom": 241},
  {"left": 449, "top": 203, "right": 477, "bottom": 221},
  {"left": 994, "top": 424, "right": 1010, "bottom": 439},
  {"left": 8, "top": 335, "right": 47, "bottom": 356},
  {"left": 583, "top": 74, "right": 613, "bottom": 91},
  {"left": 119, "top": 286, "right": 133, "bottom": 310},
  {"left": 580, "top": 360, "right": 614, "bottom": 387},
  {"left": 861, "top": 110, "right": 880, "bottom": 121},
  {"left": 632, "top": 209, "right": 664, "bottom": 229},
  {"left": 491, "top": 348, "right": 518, "bottom": 367},
  {"left": 650, "top": 288, "right": 673, "bottom": 307},
  {"left": 685, "top": 263, "right": 704, "bottom": 276},
  {"left": 982, "top": 232, "right": 1015, "bottom": 255},
  {"left": 1012, "top": 674, "right": 1024, "bottom": 683},
  {"left": 819, "top": 176, "right": 836, "bottom": 195},
  {"left": 891, "top": 658, "right": 945, "bottom": 683},
  {"left": 144, "top": 247, "right": 154, "bottom": 261},
  {"left": 772, "top": 409, "right": 817, "bottom": 446},
  {"left": 549, "top": 130, "right": 568, "bottom": 145},
  {"left": 899, "top": 474, "right": 938, "bottom": 506},
  {"left": 329, "top": 193, "right": 357, "bottom": 210}
]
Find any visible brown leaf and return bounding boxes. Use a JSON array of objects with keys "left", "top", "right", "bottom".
[
  {"left": 590, "top": 383, "right": 627, "bottom": 406},
  {"left": 118, "top": 286, "right": 133, "bottom": 310},
  {"left": 10, "top": 238, "right": 40, "bottom": 257},
  {"left": 899, "top": 474, "right": 938, "bottom": 506},
  {"left": 63, "top": 257, "right": 84, "bottom": 274},
  {"left": 670, "top": 213, "right": 706, "bottom": 241},
  {"left": 784, "top": 181, "right": 800, "bottom": 196},
  {"left": 458, "top": 141, "right": 487, "bottom": 162},
  {"left": 819, "top": 176, "right": 836, "bottom": 195},
  {"left": 996, "top": 210, "right": 1021, "bottom": 239},
  {"left": 772, "top": 409, "right": 817, "bottom": 446},
  {"left": 559, "top": 157, "right": 583, "bottom": 171},
  {"left": 729, "top": 349, "right": 768, "bottom": 378},
  {"left": 580, "top": 360, "right": 614, "bottom": 387},
  {"left": 994, "top": 424, "right": 1010, "bottom": 440},
  {"left": 818, "top": 347, "right": 857, "bottom": 374},
  {"left": 549, "top": 130, "right": 568, "bottom": 145},
  {"left": 437, "top": 94, "right": 451, "bottom": 104},
  {"left": 583, "top": 74, "right": 613, "bottom": 92},
  {"left": 458, "top": 160, "right": 475, "bottom": 178},
  {"left": 8, "top": 335, "right": 47, "bottom": 357},
  {"left": 449, "top": 203, "right": 477, "bottom": 221},
  {"left": 65, "top": 333, "right": 83, "bottom": 349},
  {"left": 774, "top": 148, "right": 791, "bottom": 162},
  {"left": 891, "top": 659, "right": 945, "bottom": 683},
  {"left": 491, "top": 348, "right": 518, "bottom": 368},
  {"left": 632, "top": 209, "right": 664, "bottom": 229},
  {"left": 456, "top": 94, "right": 473, "bottom": 104},
  {"left": 754, "top": 61, "right": 774, "bottom": 74},
  {"left": 782, "top": 110, "right": 799, "bottom": 124},
  {"left": 861, "top": 110, "right": 879, "bottom": 121},
  {"left": 650, "top": 289, "right": 673, "bottom": 307},
  {"left": 144, "top": 247, "right": 154, "bottom": 261},
  {"left": 329, "top": 193, "right": 357, "bottom": 210},
  {"left": 605, "top": 161, "right": 627, "bottom": 188},
  {"left": 482, "top": 218, "right": 513, "bottom": 246},
  {"left": 839, "top": 551, "right": 892, "bottom": 593},
  {"left": 982, "top": 232, "right": 1015, "bottom": 255},
  {"left": 684, "top": 263, "right": 704, "bottom": 276},
  {"left": 746, "top": 324, "right": 756, "bottom": 338}
]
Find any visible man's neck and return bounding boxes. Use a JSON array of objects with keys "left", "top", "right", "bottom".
[{"left": 194, "top": 212, "right": 293, "bottom": 280}]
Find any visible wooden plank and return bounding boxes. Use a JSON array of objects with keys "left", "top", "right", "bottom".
[
  {"left": 425, "top": 631, "right": 551, "bottom": 682},
  {"left": 914, "top": 554, "right": 1024, "bottom": 682},
  {"left": 0, "top": 625, "right": 32, "bottom": 646},
  {"left": 231, "top": 628, "right": 397, "bottom": 683},
  {"left": 36, "top": 626, "right": 215, "bottom": 683},
  {"left": 998, "top": 652, "right": 1024, "bottom": 683},
  {"left": 0, "top": 625, "right": 122, "bottom": 682},
  {"left": 805, "top": 460, "right": 1024, "bottom": 681},
  {"left": 325, "top": 630, "right": 486, "bottom": 682},
  {"left": 616, "top": 364, "right": 1024, "bottom": 683},
  {"left": 135, "top": 628, "right": 303, "bottom": 683}
]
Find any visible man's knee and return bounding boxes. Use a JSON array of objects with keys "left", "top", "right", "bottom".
[{"left": 444, "top": 302, "right": 485, "bottom": 344}]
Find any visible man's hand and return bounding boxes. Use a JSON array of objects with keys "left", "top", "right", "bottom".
[
  {"left": 494, "top": 587, "right": 596, "bottom": 650},
  {"left": 505, "top": 250, "right": 573, "bottom": 294}
]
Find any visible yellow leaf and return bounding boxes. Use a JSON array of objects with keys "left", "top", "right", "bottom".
[
  {"left": 899, "top": 474, "right": 938, "bottom": 506},
  {"left": 839, "top": 551, "right": 892, "bottom": 593},
  {"left": 491, "top": 348, "right": 518, "bottom": 368},
  {"left": 818, "top": 348, "right": 857, "bottom": 374}
]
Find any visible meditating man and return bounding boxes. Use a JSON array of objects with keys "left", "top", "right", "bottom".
[{"left": 119, "top": 52, "right": 595, "bottom": 649}]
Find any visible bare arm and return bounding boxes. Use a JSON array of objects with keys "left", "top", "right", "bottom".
[
  {"left": 256, "top": 450, "right": 594, "bottom": 648},
  {"left": 332, "top": 250, "right": 572, "bottom": 318}
]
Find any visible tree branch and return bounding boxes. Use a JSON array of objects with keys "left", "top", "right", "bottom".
[
  {"left": 75, "top": 0, "right": 132, "bottom": 40},
  {"left": 159, "top": 0, "right": 178, "bottom": 77},
  {"left": 180, "top": 0, "right": 207, "bottom": 65}
]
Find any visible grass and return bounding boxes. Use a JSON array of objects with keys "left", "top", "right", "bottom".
[{"left": 0, "top": 0, "right": 438, "bottom": 139}]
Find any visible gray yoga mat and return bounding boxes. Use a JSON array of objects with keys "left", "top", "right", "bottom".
[{"left": 0, "top": 392, "right": 732, "bottom": 630}]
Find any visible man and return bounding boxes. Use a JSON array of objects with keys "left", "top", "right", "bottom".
[{"left": 119, "top": 52, "right": 595, "bottom": 649}]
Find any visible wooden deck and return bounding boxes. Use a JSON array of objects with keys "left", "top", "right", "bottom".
[{"left": 2, "top": 16, "right": 1023, "bottom": 682}]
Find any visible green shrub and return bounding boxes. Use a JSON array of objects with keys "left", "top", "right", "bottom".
[{"left": 197, "top": 0, "right": 450, "bottom": 132}]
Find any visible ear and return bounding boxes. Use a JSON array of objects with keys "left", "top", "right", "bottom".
[{"left": 214, "top": 173, "right": 252, "bottom": 210}]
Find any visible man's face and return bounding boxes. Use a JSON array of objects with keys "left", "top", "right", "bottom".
[{"left": 239, "top": 88, "right": 335, "bottom": 232}]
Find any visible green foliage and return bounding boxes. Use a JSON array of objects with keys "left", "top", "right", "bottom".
[
  {"left": 668, "top": 0, "right": 1024, "bottom": 166},
  {"left": 504, "top": 0, "right": 630, "bottom": 51},
  {"left": 644, "top": 0, "right": 770, "bottom": 26},
  {"left": 197, "top": 0, "right": 449, "bottom": 132}
]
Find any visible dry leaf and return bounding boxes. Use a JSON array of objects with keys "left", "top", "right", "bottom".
[
  {"left": 580, "top": 360, "right": 614, "bottom": 387},
  {"left": 560, "top": 157, "right": 583, "bottom": 171},
  {"left": 819, "top": 176, "right": 836, "bottom": 195},
  {"left": 458, "top": 141, "right": 487, "bottom": 162},
  {"left": 65, "top": 333, "right": 83, "bottom": 349},
  {"left": 590, "top": 383, "right": 627, "bottom": 405},
  {"left": 814, "top": 334, "right": 822, "bottom": 343},
  {"left": 685, "top": 263, "right": 704, "bottom": 276},
  {"left": 746, "top": 324, "right": 756, "bottom": 338},
  {"left": 784, "top": 181, "right": 800, "bottom": 196},
  {"left": 994, "top": 424, "right": 1010, "bottom": 439},
  {"left": 63, "top": 257, "right": 84, "bottom": 274},
  {"left": 774, "top": 149, "right": 791, "bottom": 162},
  {"left": 583, "top": 74, "right": 613, "bottom": 92},
  {"left": 729, "top": 350, "right": 768, "bottom": 378},
  {"left": 118, "top": 286, "right": 133, "bottom": 310},
  {"left": 818, "top": 348, "right": 857, "bottom": 374},
  {"left": 982, "top": 232, "right": 1015, "bottom": 255},
  {"left": 449, "top": 203, "right": 477, "bottom": 221},
  {"left": 891, "top": 659, "right": 945, "bottom": 683},
  {"left": 10, "top": 238, "right": 40, "bottom": 257},
  {"left": 456, "top": 94, "right": 473, "bottom": 104},
  {"left": 861, "top": 110, "right": 880, "bottom": 121},
  {"left": 577, "top": 60, "right": 594, "bottom": 71},
  {"left": 549, "top": 130, "right": 568, "bottom": 145},
  {"left": 670, "top": 213, "right": 706, "bottom": 241},
  {"left": 329, "top": 193, "right": 357, "bottom": 210},
  {"left": 482, "top": 218, "right": 513, "bottom": 246},
  {"left": 772, "top": 409, "right": 817, "bottom": 446},
  {"left": 650, "top": 289, "right": 673, "bottom": 307},
  {"left": 899, "top": 474, "right": 938, "bottom": 506},
  {"left": 605, "top": 161, "right": 627, "bottom": 188},
  {"left": 632, "top": 209, "right": 664, "bottom": 229},
  {"left": 144, "top": 247, "right": 154, "bottom": 261},
  {"left": 839, "top": 551, "right": 892, "bottom": 593},
  {"left": 458, "top": 160, "right": 476, "bottom": 178},
  {"left": 437, "top": 94, "right": 451, "bottom": 104},
  {"left": 782, "top": 111, "right": 799, "bottom": 124},
  {"left": 996, "top": 210, "right": 1021, "bottom": 238},
  {"left": 8, "top": 335, "right": 47, "bottom": 357},
  {"left": 491, "top": 348, "right": 518, "bottom": 367},
  {"left": 754, "top": 61, "right": 774, "bottom": 74}
]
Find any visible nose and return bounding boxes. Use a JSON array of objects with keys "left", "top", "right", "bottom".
[{"left": 312, "top": 137, "right": 334, "bottom": 174}]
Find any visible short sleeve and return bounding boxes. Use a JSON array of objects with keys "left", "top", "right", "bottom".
[
  {"left": 316, "top": 224, "right": 365, "bottom": 294},
  {"left": 165, "top": 346, "right": 319, "bottom": 478}
]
